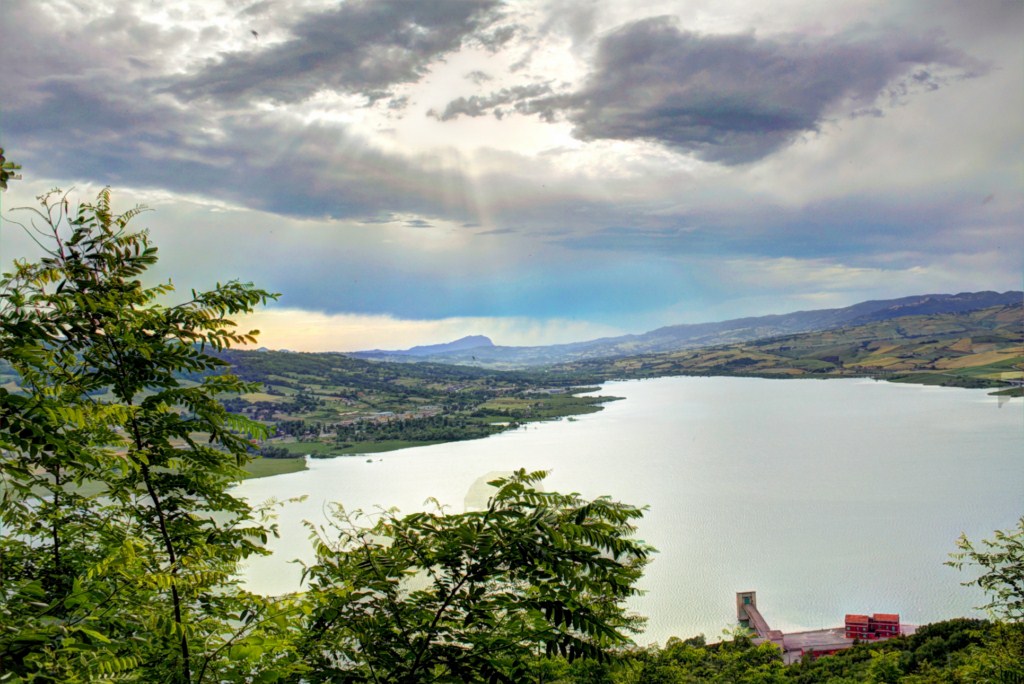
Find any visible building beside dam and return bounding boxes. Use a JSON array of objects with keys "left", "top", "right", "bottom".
[
  {"left": 844, "top": 612, "right": 901, "bottom": 640},
  {"left": 736, "top": 591, "right": 914, "bottom": 664}
]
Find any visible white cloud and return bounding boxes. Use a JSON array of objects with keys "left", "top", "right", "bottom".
[{"left": 705, "top": 253, "right": 1020, "bottom": 318}]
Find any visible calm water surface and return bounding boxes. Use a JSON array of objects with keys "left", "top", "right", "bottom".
[{"left": 236, "top": 377, "right": 1023, "bottom": 644}]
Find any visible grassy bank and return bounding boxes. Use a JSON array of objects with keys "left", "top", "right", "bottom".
[{"left": 242, "top": 456, "right": 308, "bottom": 479}]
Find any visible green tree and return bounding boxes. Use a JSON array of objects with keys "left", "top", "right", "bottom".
[
  {"left": 947, "top": 516, "right": 1024, "bottom": 622},
  {"left": 614, "top": 634, "right": 784, "bottom": 684},
  {"left": 298, "top": 469, "right": 652, "bottom": 682},
  {"left": 0, "top": 147, "right": 22, "bottom": 190},
  {"left": 952, "top": 621, "right": 1024, "bottom": 683},
  {"left": 1, "top": 186, "right": 656, "bottom": 683},
  {"left": 946, "top": 518, "right": 1024, "bottom": 683},
  {"left": 0, "top": 189, "right": 301, "bottom": 682}
]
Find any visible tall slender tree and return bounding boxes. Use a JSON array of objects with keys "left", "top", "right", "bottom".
[{"left": 0, "top": 189, "right": 300, "bottom": 682}]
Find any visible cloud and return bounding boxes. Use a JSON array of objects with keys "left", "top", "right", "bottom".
[
  {"left": 2, "top": 77, "right": 482, "bottom": 222},
  {"left": 466, "top": 70, "right": 493, "bottom": 84},
  {"left": 1, "top": 0, "right": 1019, "bottom": 353},
  {"left": 554, "top": 225, "right": 696, "bottom": 252},
  {"left": 444, "top": 16, "right": 986, "bottom": 164},
  {"left": 700, "top": 250, "right": 1021, "bottom": 322},
  {"left": 168, "top": 0, "right": 504, "bottom": 104},
  {"left": 429, "top": 83, "right": 554, "bottom": 121},
  {"left": 0, "top": 0, "right": 511, "bottom": 223},
  {"left": 714, "top": 257, "right": 918, "bottom": 291},
  {"left": 0, "top": 1, "right": 204, "bottom": 108},
  {"left": 564, "top": 18, "right": 985, "bottom": 164}
]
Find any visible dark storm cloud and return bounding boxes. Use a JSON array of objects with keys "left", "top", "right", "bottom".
[
  {"left": 0, "top": 0, "right": 491, "bottom": 222},
  {"left": 439, "top": 16, "right": 985, "bottom": 164},
  {"left": 563, "top": 18, "right": 985, "bottom": 164},
  {"left": 169, "top": 0, "right": 503, "bottom": 103},
  {"left": 1, "top": 78, "right": 476, "bottom": 223},
  {"left": 0, "top": 0, "right": 193, "bottom": 109}
]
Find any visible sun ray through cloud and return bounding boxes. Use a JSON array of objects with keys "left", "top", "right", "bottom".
[{"left": 0, "top": 0, "right": 1019, "bottom": 350}]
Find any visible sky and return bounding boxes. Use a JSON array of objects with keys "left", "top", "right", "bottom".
[{"left": 0, "top": 0, "right": 1021, "bottom": 352}]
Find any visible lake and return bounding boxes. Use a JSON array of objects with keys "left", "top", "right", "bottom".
[{"left": 236, "top": 376, "right": 1023, "bottom": 645}]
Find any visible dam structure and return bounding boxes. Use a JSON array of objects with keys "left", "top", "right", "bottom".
[{"left": 736, "top": 591, "right": 915, "bottom": 664}]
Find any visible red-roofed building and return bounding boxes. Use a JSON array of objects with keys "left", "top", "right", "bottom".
[
  {"left": 845, "top": 612, "right": 901, "bottom": 640},
  {"left": 845, "top": 614, "right": 871, "bottom": 639},
  {"left": 871, "top": 613, "right": 901, "bottom": 638}
]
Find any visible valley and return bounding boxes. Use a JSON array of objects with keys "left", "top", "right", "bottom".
[{"left": 219, "top": 300, "right": 1022, "bottom": 476}]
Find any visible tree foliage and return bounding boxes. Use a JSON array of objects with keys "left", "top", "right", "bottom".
[
  {"left": 0, "top": 189, "right": 296, "bottom": 682},
  {"left": 947, "top": 516, "right": 1024, "bottom": 622},
  {"left": 299, "top": 469, "right": 651, "bottom": 682},
  {"left": 0, "top": 148, "right": 21, "bottom": 191},
  {"left": 0, "top": 187, "right": 654, "bottom": 681}
]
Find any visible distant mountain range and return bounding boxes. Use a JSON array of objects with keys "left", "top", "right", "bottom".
[
  {"left": 357, "top": 335, "right": 495, "bottom": 358},
  {"left": 351, "top": 291, "right": 1023, "bottom": 368}
]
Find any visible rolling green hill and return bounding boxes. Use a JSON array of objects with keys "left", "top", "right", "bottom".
[
  {"left": 352, "top": 291, "right": 1022, "bottom": 368},
  {"left": 555, "top": 304, "right": 1023, "bottom": 391}
]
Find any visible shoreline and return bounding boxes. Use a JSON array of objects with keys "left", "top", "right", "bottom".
[
  {"left": 243, "top": 390, "right": 623, "bottom": 479},
  {"left": 242, "top": 373, "right": 1021, "bottom": 481}
]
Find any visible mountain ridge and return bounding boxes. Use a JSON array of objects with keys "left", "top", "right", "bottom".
[
  {"left": 350, "top": 291, "right": 1023, "bottom": 368},
  {"left": 359, "top": 334, "right": 495, "bottom": 357}
]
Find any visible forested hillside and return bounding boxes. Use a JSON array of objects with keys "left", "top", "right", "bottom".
[{"left": 504, "top": 618, "right": 1023, "bottom": 683}]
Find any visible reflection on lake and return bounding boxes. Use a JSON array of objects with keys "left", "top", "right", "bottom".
[{"left": 236, "top": 377, "right": 1023, "bottom": 645}]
